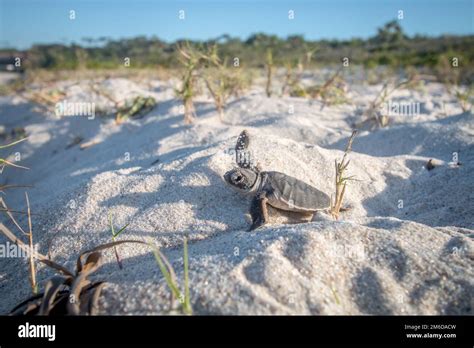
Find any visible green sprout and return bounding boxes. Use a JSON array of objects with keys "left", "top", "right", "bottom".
[
  {"left": 116, "top": 96, "right": 156, "bottom": 124},
  {"left": 109, "top": 211, "right": 129, "bottom": 269},
  {"left": 150, "top": 238, "right": 192, "bottom": 315},
  {"left": 331, "top": 130, "right": 357, "bottom": 220}
]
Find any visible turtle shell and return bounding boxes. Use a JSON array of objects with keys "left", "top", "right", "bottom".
[{"left": 265, "top": 171, "right": 331, "bottom": 212}]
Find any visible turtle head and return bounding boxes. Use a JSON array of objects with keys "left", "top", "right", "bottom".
[{"left": 224, "top": 167, "right": 259, "bottom": 194}]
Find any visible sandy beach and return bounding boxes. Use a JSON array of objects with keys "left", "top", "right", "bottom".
[{"left": 0, "top": 71, "right": 473, "bottom": 315}]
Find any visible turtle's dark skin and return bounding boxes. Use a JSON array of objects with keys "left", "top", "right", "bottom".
[{"left": 224, "top": 130, "right": 331, "bottom": 231}]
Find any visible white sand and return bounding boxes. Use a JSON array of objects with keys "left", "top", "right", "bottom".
[{"left": 0, "top": 74, "right": 472, "bottom": 314}]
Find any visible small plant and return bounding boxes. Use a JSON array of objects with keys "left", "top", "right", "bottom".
[
  {"left": 204, "top": 69, "right": 239, "bottom": 121},
  {"left": 282, "top": 47, "right": 316, "bottom": 96},
  {"left": 434, "top": 53, "right": 461, "bottom": 87},
  {"left": 305, "top": 68, "right": 349, "bottom": 107},
  {"left": 289, "top": 84, "right": 308, "bottom": 98},
  {"left": 1, "top": 219, "right": 110, "bottom": 315},
  {"left": 115, "top": 96, "right": 156, "bottom": 124},
  {"left": 1, "top": 204, "right": 192, "bottom": 315},
  {"left": 331, "top": 130, "right": 357, "bottom": 219},
  {"left": 109, "top": 211, "right": 129, "bottom": 269},
  {"left": 453, "top": 85, "right": 473, "bottom": 113},
  {"left": 282, "top": 59, "right": 306, "bottom": 97},
  {"left": 175, "top": 42, "right": 215, "bottom": 124},
  {"left": 150, "top": 238, "right": 192, "bottom": 315},
  {"left": 433, "top": 55, "right": 473, "bottom": 113},
  {"left": 282, "top": 60, "right": 296, "bottom": 96},
  {"left": 265, "top": 49, "right": 274, "bottom": 98},
  {"left": 203, "top": 54, "right": 247, "bottom": 122},
  {"left": 29, "top": 89, "right": 66, "bottom": 108},
  {"left": 357, "top": 76, "right": 415, "bottom": 129}
]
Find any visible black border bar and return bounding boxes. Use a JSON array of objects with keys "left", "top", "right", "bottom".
[{"left": 0, "top": 315, "right": 472, "bottom": 346}]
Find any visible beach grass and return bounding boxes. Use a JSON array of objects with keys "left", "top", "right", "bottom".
[{"left": 331, "top": 130, "right": 357, "bottom": 219}]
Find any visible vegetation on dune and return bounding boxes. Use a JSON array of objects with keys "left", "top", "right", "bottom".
[
  {"left": 355, "top": 75, "right": 417, "bottom": 129},
  {"left": 1, "top": 21, "right": 472, "bottom": 84},
  {"left": 1, "top": 199, "right": 194, "bottom": 315},
  {"left": 175, "top": 42, "right": 218, "bottom": 124},
  {"left": 115, "top": 95, "right": 156, "bottom": 124},
  {"left": 265, "top": 49, "right": 274, "bottom": 97},
  {"left": 203, "top": 59, "right": 249, "bottom": 122},
  {"left": 281, "top": 45, "right": 316, "bottom": 96}
]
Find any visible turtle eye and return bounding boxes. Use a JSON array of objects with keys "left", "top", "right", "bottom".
[{"left": 235, "top": 175, "right": 243, "bottom": 182}]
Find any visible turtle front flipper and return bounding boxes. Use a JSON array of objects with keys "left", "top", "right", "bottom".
[
  {"left": 248, "top": 191, "right": 269, "bottom": 231},
  {"left": 235, "top": 130, "right": 251, "bottom": 169}
]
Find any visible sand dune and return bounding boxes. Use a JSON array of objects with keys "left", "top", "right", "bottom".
[{"left": 0, "top": 76, "right": 472, "bottom": 314}]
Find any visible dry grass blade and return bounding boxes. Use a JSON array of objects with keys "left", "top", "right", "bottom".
[
  {"left": 0, "top": 184, "right": 34, "bottom": 192},
  {"left": 0, "top": 158, "right": 29, "bottom": 170},
  {"left": 10, "top": 293, "right": 48, "bottom": 315},
  {"left": 0, "top": 137, "right": 29, "bottom": 173},
  {"left": 89, "top": 282, "right": 106, "bottom": 315},
  {"left": 0, "top": 197, "right": 28, "bottom": 234},
  {"left": 79, "top": 139, "right": 100, "bottom": 150},
  {"left": 76, "top": 239, "right": 150, "bottom": 273},
  {"left": 0, "top": 208, "right": 38, "bottom": 215},
  {"left": 10, "top": 298, "right": 44, "bottom": 316},
  {"left": 0, "top": 137, "right": 28, "bottom": 149},
  {"left": 0, "top": 213, "right": 74, "bottom": 277},
  {"left": 25, "top": 192, "right": 37, "bottom": 294},
  {"left": 38, "top": 276, "right": 70, "bottom": 315},
  {"left": 67, "top": 252, "right": 102, "bottom": 315}
]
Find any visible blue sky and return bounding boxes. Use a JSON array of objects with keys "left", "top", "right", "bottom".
[{"left": 0, "top": 0, "right": 472, "bottom": 49}]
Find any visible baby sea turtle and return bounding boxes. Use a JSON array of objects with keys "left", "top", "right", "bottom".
[{"left": 224, "top": 130, "right": 331, "bottom": 231}]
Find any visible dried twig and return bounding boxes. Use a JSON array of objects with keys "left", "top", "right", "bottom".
[{"left": 25, "top": 192, "right": 37, "bottom": 294}]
